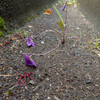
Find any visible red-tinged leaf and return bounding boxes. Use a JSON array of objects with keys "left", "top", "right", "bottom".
[
  {"left": 6, "top": 42, "right": 10, "bottom": 44},
  {"left": 67, "top": 79, "right": 71, "bottom": 82}
]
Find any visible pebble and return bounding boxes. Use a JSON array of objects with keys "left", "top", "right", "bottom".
[
  {"left": 47, "top": 78, "right": 49, "bottom": 81},
  {"left": 77, "top": 48, "right": 81, "bottom": 51},
  {"left": 75, "top": 50, "right": 80, "bottom": 55},
  {"left": 28, "top": 29, "right": 31, "bottom": 32},
  {"left": 81, "top": 95, "right": 84, "bottom": 98},
  {"left": 83, "top": 19, "right": 86, "bottom": 20},
  {"left": 66, "top": 52, "right": 70, "bottom": 57},
  {"left": 20, "top": 51, "right": 22, "bottom": 53},
  {"left": 0, "top": 83, "right": 3, "bottom": 87},
  {"left": 50, "top": 84, "right": 52, "bottom": 86},
  {"left": 72, "top": 63, "right": 78, "bottom": 66},
  {"left": 77, "top": 27, "right": 80, "bottom": 30},
  {"left": 47, "top": 97, "right": 51, "bottom": 99},
  {"left": 89, "top": 61, "right": 92, "bottom": 65},
  {"left": 29, "top": 80, "right": 35, "bottom": 85},
  {"left": 72, "top": 44, "right": 76, "bottom": 47},
  {"left": 48, "top": 56, "right": 50, "bottom": 58},
  {"left": 81, "top": 53, "right": 88, "bottom": 56},
  {"left": 85, "top": 80, "right": 92, "bottom": 84},
  {"left": 41, "top": 41, "right": 44, "bottom": 44}
]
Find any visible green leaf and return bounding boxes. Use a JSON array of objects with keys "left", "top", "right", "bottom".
[
  {"left": 57, "top": 21, "right": 64, "bottom": 31},
  {"left": 53, "top": 5, "right": 64, "bottom": 26}
]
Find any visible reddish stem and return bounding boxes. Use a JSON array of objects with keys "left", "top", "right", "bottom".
[{"left": 62, "top": 2, "right": 67, "bottom": 44}]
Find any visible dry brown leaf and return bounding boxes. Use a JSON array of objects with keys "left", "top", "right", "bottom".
[
  {"left": 0, "top": 43, "right": 3, "bottom": 47},
  {"left": 44, "top": 9, "right": 52, "bottom": 15},
  {"left": 11, "top": 37, "right": 17, "bottom": 40}
]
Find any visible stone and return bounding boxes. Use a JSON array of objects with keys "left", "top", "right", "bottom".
[
  {"left": 81, "top": 53, "right": 88, "bottom": 56},
  {"left": 72, "top": 63, "right": 78, "bottom": 66},
  {"left": 66, "top": 52, "right": 70, "bottom": 57},
  {"left": 77, "top": 48, "right": 81, "bottom": 51},
  {"left": 85, "top": 80, "right": 92, "bottom": 84},
  {"left": 47, "top": 97, "right": 51, "bottom": 99}
]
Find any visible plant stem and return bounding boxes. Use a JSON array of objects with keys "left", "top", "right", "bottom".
[{"left": 62, "top": 5, "right": 67, "bottom": 44}]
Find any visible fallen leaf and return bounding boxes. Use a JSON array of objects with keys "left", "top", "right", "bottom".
[
  {"left": 6, "top": 42, "right": 10, "bottom": 44},
  {"left": 11, "top": 37, "right": 17, "bottom": 40},
  {"left": 0, "top": 43, "right": 3, "bottom": 47},
  {"left": 44, "top": 9, "right": 52, "bottom": 15},
  {"left": 28, "top": 25, "right": 33, "bottom": 28},
  {"left": 67, "top": 3, "right": 74, "bottom": 5},
  {"left": 74, "top": 4, "right": 77, "bottom": 7},
  {"left": 98, "top": 41, "right": 100, "bottom": 46},
  {"left": 67, "top": 79, "right": 71, "bottom": 82}
]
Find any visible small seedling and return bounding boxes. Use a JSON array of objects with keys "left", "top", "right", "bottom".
[{"left": 26, "top": 17, "right": 31, "bottom": 22}]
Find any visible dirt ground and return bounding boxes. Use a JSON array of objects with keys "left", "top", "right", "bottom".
[{"left": 0, "top": 4, "right": 100, "bottom": 100}]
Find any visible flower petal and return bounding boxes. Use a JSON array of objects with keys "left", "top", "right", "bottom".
[
  {"left": 25, "top": 54, "right": 32, "bottom": 66},
  {"left": 26, "top": 38, "right": 32, "bottom": 46},
  {"left": 25, "top": 54, "right": 37, "bottom": 67},
  {"left": 31, "top": 42, "right": 35, "bottom": 47},
  {"left": 26, "top": 37, "right": 35, "bottom": 47},
  {"left": 62, "top": 5, "right": 65, "bottom": 11},
  {"left": 30, "top": 60, "right": 37, "bottom": 67}
]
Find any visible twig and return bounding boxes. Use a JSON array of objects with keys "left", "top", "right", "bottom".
[
  {"left": 0, "top": 75, "right": 15, "bottom": 77},
  {"left": 54, "top": 95, "right": 60, "bottom": 100}
]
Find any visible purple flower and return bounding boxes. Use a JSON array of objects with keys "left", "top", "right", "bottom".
[
  {"left": 25, "top": 54, "right": 37, "bottom": 67},
  {"left": 62, "top": 1, "right": 67, "bottom": 11},
  {"left": 62, "top": 5, "right": 66, "bottom": 11},
  {"left": 26, "top": 37, "right": 35, "bottom": 47}
]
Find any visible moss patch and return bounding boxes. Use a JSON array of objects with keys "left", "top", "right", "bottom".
[
  {"left": 0, "top": 17, "right": 6, "bottom": 31},
  {"left": 0, "top": 31, "right": 4, "bottom": 37}
]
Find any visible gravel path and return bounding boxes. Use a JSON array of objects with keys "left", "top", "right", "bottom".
[{"left": 0, "top": 4, "right": 100, "bottom": 100}]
